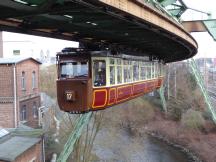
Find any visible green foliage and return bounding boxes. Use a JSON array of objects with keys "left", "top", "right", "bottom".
[{"left": 181, "top": 109, "right": 205, "bottom": 130}]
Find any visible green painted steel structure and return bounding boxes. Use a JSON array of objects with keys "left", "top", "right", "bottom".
[
  {"left": 158, "top": 86, "right": 167, "bottom": 113},
  {"left": 203, "top": 20, "right": 216, "bottom": 41},
  {"left": 157, "top": 0, "right": 187, "bottom": 18},
  {"left": 57, "top": 112, "right": 92, "bottom": 162},
  {"left": 188, "top": 59, "right": 216, "bottom": 124}
]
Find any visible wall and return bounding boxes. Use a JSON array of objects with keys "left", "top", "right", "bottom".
[
  {"left": 0, "top": 64, "right": 13, "bottom": 97},
  {"left": 16, "top": 59, "right": 40, "bottom": 97},
  {"left": 0, "top": 32, "right": 3, "bottom": 58},
  {"left": 19, "top": 96, "right": 41, "bottom": 128},
  {"left": 15, "top": 141, "right": 42, "bottom": 162},
  {"left": 16, "top": 59, "right": 41, "bottom": 128},
  {"left": 0, "top": 64, "right": 15, "bottom": 128},
  {"left": 0, "top": 103, "right": 14, "bottom": 128}
]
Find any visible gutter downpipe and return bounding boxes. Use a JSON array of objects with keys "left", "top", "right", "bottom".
[
  {"left": 42, "top": 135, "right": 45, "bottom": 162},
  {"left": 13, "top": 64, "right": 17, "bottom": 128}
]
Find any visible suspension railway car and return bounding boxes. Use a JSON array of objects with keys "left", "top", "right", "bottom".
[{"left": 57, "top": 48, "right": 165, "bottom": 113}]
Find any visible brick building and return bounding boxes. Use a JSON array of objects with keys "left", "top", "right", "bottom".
[
  {"left": 0, "top": 57, "right": 41, "bottom": 128},
  {"left": 0, "top": 128, "right": 44, "bottom": 162}
]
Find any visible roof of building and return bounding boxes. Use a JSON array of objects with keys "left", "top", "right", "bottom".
[
  {"left": 0, "top": 136, "right": 41, "bottom": 161},
  {"left": 0, "top": 57, "right": 41, "bottom": 65}
]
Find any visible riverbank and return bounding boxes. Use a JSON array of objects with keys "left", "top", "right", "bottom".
[
  {"left": 142, "top": 111, "right": 216, "bottom": 162},
  {"left": 100, "top": 98, "right": 216, "bottom": 162},
  {"left": 93, "top": 126, "right": 191, "bottom": 162}
]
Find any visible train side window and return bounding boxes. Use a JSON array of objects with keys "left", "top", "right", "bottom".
[
  {"left": 133, "top": 61, "right": 139, "bottom": 81},
  {"left": 93, "top": 60, "right": 106, "bottom": 87},
  {"left": 117, "top": 59, "right": 122, "bottom": 84},
  {"left": 110, "top": 66, "right": 115, "bottom": 85},
  {"left": 140, "top": 67, "right": 145, "bottom": 80},
  {"left": 152, "top": 62, "right": 155, "bottom": 78},
  {"left": 123, "top": 60, "right": 132, "bottom": 83},
  {"left": 155, "top": 63, "right": 159, "bottom": 77},
  {"left": 110, "top": 58, "right": 115, "bottom": 65},
  {"left": 140, "top": 62, "right": 145, "bottom": 80},
  {"left": 147, "top": 62, "right": 151, "bottom": 79},
  {"left": 128, "top": 61, "right": 132, "bottom": 82},
  {"left": 123, "top": 63, "right": 128, "bottom": 83},
  {"left": 109, "top": 58, "right": 115, "bottom": 85}
]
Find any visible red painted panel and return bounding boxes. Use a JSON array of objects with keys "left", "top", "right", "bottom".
[
  {"left": 145, "top": 81, "right": 154, "bottom": 92},
  {"left": 108, "top": 88, "right": 116, "bottom": 105},
  {"left": 90, "top": 78, "right": 164, "bottom": 110},
  {"left": 92, "top": 90, "right": 107, "bottom": 108},
  {"left": 158, "top": 78, "right": 163, "bottom": 87},
  {"left": 133, "top": 82, "right": 146, "bottom": 95},
  {"left": 117, "top": 85, "right": 132, "bottom": 102}
]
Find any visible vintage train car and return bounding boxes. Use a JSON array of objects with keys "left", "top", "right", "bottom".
[{"left": 56, "top": 48, "right": 164, "bottom": 113}]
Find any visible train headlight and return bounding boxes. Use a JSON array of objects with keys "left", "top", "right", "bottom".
[{"left": 65, "top": 90, "right": 76, "bottom": 101}]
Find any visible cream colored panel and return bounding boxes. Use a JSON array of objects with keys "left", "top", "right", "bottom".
[{"left": 99, "top": 0, "right": 197, "bottom": 48}]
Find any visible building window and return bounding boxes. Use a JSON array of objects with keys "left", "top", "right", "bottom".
[
  {"left": 32, "top": 71, "right": 36, "bottom": 89},
  {"left": 20, "top": 105, "right": 27, "bottom": 121},
  {"left": 13, "top": 50, "right": 20, "bottom": 56},
  {"left": 21, "top": 71, "right": 26, "bottom": 90},
  {"left": 32, "top": 102, "right": 38, "bottom": 118}
]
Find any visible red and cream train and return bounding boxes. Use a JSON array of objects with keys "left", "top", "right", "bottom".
[{"left": 56, "top": 48, "right": 164, "bottom": 113}]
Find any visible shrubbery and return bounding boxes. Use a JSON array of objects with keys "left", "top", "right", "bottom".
[{"left": 181, "top": 109, "right": 205, "bottom": 130}]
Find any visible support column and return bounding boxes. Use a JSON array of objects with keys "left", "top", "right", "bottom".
[{"left": 158, "top": 86, "right": 167, "bottom": 113}]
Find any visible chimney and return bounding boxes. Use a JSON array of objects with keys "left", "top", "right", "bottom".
[{"left": 0, "top": 32, "right": 3, "bottom": 58}]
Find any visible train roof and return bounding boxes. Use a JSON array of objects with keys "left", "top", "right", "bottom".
[{"left": 56, "top": 48, "right": 164, "bottom": 62}]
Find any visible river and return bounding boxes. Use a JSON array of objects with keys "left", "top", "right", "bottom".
[{"left": 93, "top": 128, "right": 190, "bottom": 162}]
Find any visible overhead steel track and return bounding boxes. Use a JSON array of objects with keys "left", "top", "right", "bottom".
[{"left": 0, "top": 0, "right": 197, "bottom": 62}]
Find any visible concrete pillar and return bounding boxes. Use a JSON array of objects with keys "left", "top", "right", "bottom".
[{"left": 0, "top": 32, "right": 3, "bottom": 58}]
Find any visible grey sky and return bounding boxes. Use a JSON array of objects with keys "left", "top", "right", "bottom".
[{"left": 182, "top": 0, "right": 216, "bottom": 58}]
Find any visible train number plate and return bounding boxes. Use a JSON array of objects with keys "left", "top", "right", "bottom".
[{"left": 65, "top": 91, "right": 75, "bottom": 101}]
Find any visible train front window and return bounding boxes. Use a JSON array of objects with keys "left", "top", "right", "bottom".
[{"left": 60, "top": 61, "right": 88, "bottom": 78}]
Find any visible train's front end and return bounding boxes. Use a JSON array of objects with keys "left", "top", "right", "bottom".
[{"left": 56, "top": 49, "right": 92, "bottom": 113}]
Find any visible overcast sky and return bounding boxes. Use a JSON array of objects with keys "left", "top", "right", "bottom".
[
  {"left": 182, "top": 0, "right": 216, "bottom": 58},
  {"left": 2, "top": 0, "right": 216, "bottom": 58}
]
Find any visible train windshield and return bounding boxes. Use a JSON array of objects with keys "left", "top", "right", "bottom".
[{"left": 60, "top": 61, "right": 88, "bottom": 78}]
